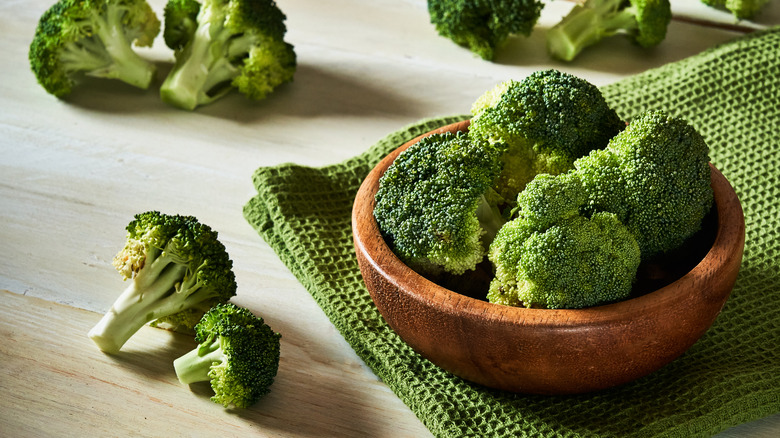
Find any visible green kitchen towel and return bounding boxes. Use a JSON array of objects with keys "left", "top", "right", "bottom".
[{"left": 244, "top": 28, "right": 780, "bottom": 437}]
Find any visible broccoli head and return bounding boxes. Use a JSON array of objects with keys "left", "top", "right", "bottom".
[
  {"left": 160, "top": 0, "right": 296, "bottom": 110},
  {"left": 574, "top": 110, "right": 713, "bottom": 258},
  {"left": 373, "top": 131, "right": 505, "bottom": 276},
  {"left": 29, "top": 0, "right": 160, "bottom": 97},
  {"left": 546, "top": 0, "right": 671, "bottom": 62},
  {"left": 88, "top": 211, "right": 237, "bottom": 353},
  {"left": 427, "top": 0, "right": 544, "bottom": 61},
  {"left": 469, "top": 69, "right": 624, "bottom": 207},
  {"left": 173, "top": 303, "right": 281, "bottom": 408},
  {"left": 701, "top": 0, "right": 769, "bottom": 19},
  {"left": 487, "top": 173, "right": 641, "bottom": 309}
]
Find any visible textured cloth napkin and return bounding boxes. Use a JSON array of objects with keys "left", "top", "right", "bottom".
[{"left": 244, "top": 28, "right": 780, "bottom": 437}]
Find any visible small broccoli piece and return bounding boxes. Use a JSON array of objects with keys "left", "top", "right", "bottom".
[
  {"left": 701, "top": 0, "right": 769, "bottom": 19},
  {"left": 29, "top": 0, "right": 160, "bottom": 97},
  {"left": 574, "top": 110, "right": 713, "bottom": 258},
  {"left": 173, "top": 303, "right": 281, "bottom": 408},
  {"left": 160, "top": 0, "right": 296, "bottom": 110},
  {"left": 469, "top": 69, "right": 624, "bottom": 207},
  {"left": 426, "top": 0, "right": 544, "bottom": 61},
  {"left": 374, "top": 131, "right": 505, "bottom": 276},
  {"left": 88, "top": 211, "right": 237, "bottom": 353},
  {"left": 546, "top": 0, "right": 671, "bottom": 62},
  {"left": 487, "top": 173, "right": 641, "bottom": 309}
]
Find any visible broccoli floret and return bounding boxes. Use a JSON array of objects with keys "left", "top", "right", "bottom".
[
  {"left": 487, "top": 173, "right": 641, "bottom": 309},
  {"left": 374, "top": 131, "right": 505, "bottom": 276},
  {"left": 28, "top": 0, "right": 160, "bottom": 97},
  {"left": 574, "top": 110, "right": 713, "bottom": 258},
  {"left": 160, "top": 0, "right": 296, "bottom": 110},
  {"left": 546, "top": 0, "right": 671, "bottom": 62},
  {"left": 88, "top": 211, "right": 237, "bottom": 353},
  {"left": 426, "top": 0, "right": 544, "bottom": 61},
  {"left": 469, "top": 69, "right": 624, "bottom": 207},
  {"left": 173, "top": 303, "right": 281, "bottom": 408},
  {"left": 701, "top": 0, "right": 769, "bottom": 19}
]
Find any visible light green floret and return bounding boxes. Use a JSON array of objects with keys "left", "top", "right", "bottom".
[
  {"left": 574, "top": 110, "right": 713, "bottom": 258},
  {"left": 488, "top": 173, "right": 641, "bottom": 309},
  {"left": 700, "top": 0, "right": 769, "bottom": 19},
  {"left": 469, "top": 69, "right": 624, "bottom": 207},
  {"left": 160, "top": 0, "right": 296, "bottom": 110},
  {"left": 88, "top": 211, "right": 237, "bottom": 353},
  {"left": 173, "top": 303, "right": 281, "bottom": 408},
  {"left": 374, "top": 132, "right": 506, "bottom": 276},
  {"left": 28, "top": 0, "right": 160, "bottom": 97}
]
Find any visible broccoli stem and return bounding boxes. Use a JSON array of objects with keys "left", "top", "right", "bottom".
[
  {"left": 69, "top": 5, "right": 155, "bottom": 89},
  {"left": 547, "top": 0, "right": 637, "bottom": 62},
  {"left": 476, "top": 195, "right": 506, "bottom": 245},
  {"left": 160, "top": 14, "right": 238, "bottom": 110},
  {"left": 173, "top": 338, "right": 223, "bottom": 384},
  {"left": 88, "top": 255, "right": 188, "bottom": 354}
]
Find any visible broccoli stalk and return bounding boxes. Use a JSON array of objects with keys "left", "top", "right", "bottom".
[
  {"left": 546, "top": 0, "right": 671, "bottom": 62},
  {"left": 160, "top": 0, "right": 296, "bottom": 110},
  {"left": 88, "top": 211, "right": 237, "bottom": 354},
  {"left": 173, "top": 303, "right": 281, "bottom": 408},
  {"left": 29, "top": 0, "right": 160, "bottom": 97}
]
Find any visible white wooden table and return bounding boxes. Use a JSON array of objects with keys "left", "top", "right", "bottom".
[{"left": 1, "top": 0, "right": 778, "bottom": 436}]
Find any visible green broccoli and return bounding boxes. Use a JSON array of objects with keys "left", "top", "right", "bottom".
[
  {"left": 173, "top": 303, "right": 281, "bottom": 408},
  {"left": 426, "top": 0, "right": 544, "bottom": 61},
  {"left": 469, "top": 69, "right": 624, "bottom": 208},
  {"left": 373, "top": 131, "right": 505, "bottom": 276},
  {"left": 160, "top": 0, "right": 296, "bottom": 110},
  {"left": 88, "top": 211, "right": 237, "bottom": 354},
  {"left": 573, "top": 110, "right": 714, "bottom": 258},
  {"left": 546, "top": 0, "right": 671, "bottom": 62},
  {"left": 28, "top": 0, "right": 160, "bottom": 97},
  {"left": 487, "top": 173, "right": 641, "bottom": 309},
  {"left": 701, "top": 0, "right": 769, "bottom": 19}
]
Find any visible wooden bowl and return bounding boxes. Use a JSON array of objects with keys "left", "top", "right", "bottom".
[{"left": 352, "top": 120, "right": 745, "bottom": 394}]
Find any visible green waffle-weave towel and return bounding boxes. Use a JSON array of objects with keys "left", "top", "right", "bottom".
[{"left": 244, "top": 28, "right": 780, "bottom": 437}]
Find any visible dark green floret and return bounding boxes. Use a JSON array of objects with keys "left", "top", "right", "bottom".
[
  {"left": 469, "top": 69, "right": 624, "bottom": 207},
  {"left": 160, "top": 0, "right": 296, "bottom": 110},
  {"left": 487, "top": 173, "right": 641, "bottom": 309},
  {"left": 574, "top": 110, "right": 714, "bottom": 258},
  {"left": 173, "top": 303, "right": 281, "bottom": 408},
  {"left": 28, "top": 0, "right": 160, "bottom": 97},
  {"left": 374, "top": 131, "right": 505, "bottom": 276},
  {"left": 546, "top": 0, "right": 671, "bottom": 62},
  {"left": 426, "top": 0, "right": 544, "bottom": 61},
  {"left": 700, "top": 0, "right": 769, "bottom": 19},
  {"left": 88, "top": 211, "right": 237, "bottom": 353}
]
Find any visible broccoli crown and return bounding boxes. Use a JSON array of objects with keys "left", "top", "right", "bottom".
[
  {"left": 488, "top": 210, "right": 641, "bottom": 309},
  {"left": 574, "top": 110, "right": 713, "bottom": 258},
  {"left": 28, "top": 0, "right": 160, "bottom": 97},
  {"left": 701, "top": 0, "right": 769, "bottom": 19},
  {"left": 88, "top": 211, "right": 237, "bottom": 353},
  {"left": 160, "top": 0, "right": 296, "bottom": 110},
  {"left": 546, "top": 0, "right": 671, "bottom": 61},
  {"left": 469, "top": 69, "right": 624, "bottom": 204},
  {"left": 427, "top": 0, "right": 544, "bottom": 60},
  {"left": 174, "top": 303, "right": 282, "bottom": 408},
  {"left": 374, "top": 132, "right": 504, "bottom": 275}
]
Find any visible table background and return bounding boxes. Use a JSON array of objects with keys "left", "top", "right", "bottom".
[{"left": 1, "top": 0, "right": 778, "bottom": 436}]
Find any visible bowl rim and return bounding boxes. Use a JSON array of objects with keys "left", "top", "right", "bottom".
[{"left": 353, "top": 120, "right": 746, "bottom": 328}]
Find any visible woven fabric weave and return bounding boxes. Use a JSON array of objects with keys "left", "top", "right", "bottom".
[{"left": 243, "top": 28, "right": 780, "bottom": 437}]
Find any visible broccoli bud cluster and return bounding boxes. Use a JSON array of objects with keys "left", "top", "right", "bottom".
[{"left": 374, "top": 69, "right": 714, "bottom": 309}]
